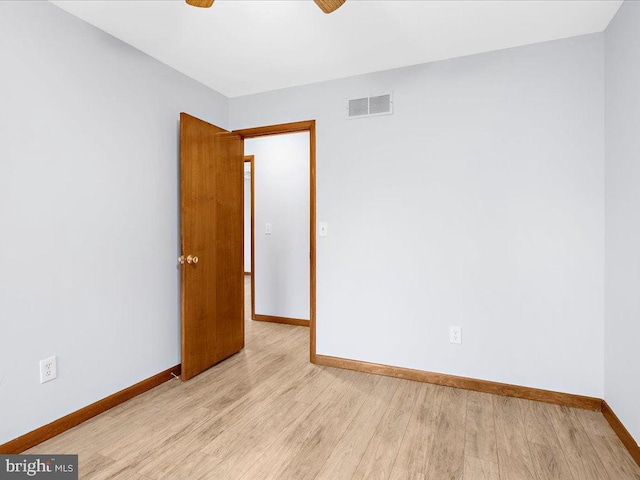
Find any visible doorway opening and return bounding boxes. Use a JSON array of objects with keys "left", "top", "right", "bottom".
[
  {"left": 245, "top": 132, "right": 310, "bottom": 327},
  {"left": 235, "top": 121, "right": 317, "bottom": 363}
]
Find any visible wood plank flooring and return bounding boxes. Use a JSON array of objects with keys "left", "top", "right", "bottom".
[{"left": 27, "top": 277, "right": 640, "bottom": 479}]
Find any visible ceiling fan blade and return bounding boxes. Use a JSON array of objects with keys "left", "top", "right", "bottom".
[
  {"left": 186, "top": 0, "right": 214, "bottom": 8},
  {"left": 313, "top": 0, "right": 346, "bottom": 14}
]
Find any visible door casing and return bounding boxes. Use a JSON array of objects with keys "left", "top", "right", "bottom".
[{"left": 244, "top": 155, "right": 254, "bottom": 276}]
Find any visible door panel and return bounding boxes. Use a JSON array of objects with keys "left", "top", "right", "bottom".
[{"left": 180, "top": 113, "right": 244, "bottom": 381}]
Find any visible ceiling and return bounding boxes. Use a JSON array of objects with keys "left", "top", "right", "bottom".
[{"left": 51, "top": 0, "right": 622, "bottom": 98}]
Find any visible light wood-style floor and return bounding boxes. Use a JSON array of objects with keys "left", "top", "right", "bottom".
[{"left": 29, "top": 277, "right": 640, "bottom": 479}]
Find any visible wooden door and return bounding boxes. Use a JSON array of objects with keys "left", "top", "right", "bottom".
[{"left": 180, "top": 113, "right": 244, "bottom": 381}]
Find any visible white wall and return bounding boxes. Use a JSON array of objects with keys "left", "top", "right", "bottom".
[
  {"left": 605, "top": 0, "right": 640, "bottom": 444},
  {"left": 0, "top": 1, "right": 228, "bottom": 444},
  {"left": 244, "top": 133, "right": 310, "bottom": 320},
  {"left": 231, "top": 34, "right": 605, "bottom": 397},
  {"left": 244, "top": 165, "right": 252, "bottom": 273}
]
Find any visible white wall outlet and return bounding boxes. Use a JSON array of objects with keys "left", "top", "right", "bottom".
[
  {"left": 265, "top": 223, "right": 272, "bottom": 235},
  {"left": 449, "top": 326, "right": 462, "bottom": 344},
  {"left": 319, "top": 222, "right": 328, "bottom": 237},
  {"left": 40, "top": 356, "right": 57, "bottom": 384}
]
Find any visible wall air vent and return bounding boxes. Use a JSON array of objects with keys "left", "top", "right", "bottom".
[{"left": 347, "top": 93, "right": 393, "bottom": 119}]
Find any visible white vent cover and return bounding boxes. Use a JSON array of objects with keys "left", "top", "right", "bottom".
[{"left": 347, "top": 93, "right": 393, "bottom": 119}]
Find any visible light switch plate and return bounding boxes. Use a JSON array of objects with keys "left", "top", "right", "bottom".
[
  {"left": 265, "top": 223, "right": 272, "bottom": 235},
  {"left": 319, "top": 222, "right": 328, "bottom": 237}
]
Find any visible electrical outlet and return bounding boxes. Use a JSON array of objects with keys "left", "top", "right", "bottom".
[
  {"left": 40, "top": 356, "right": 57, "bottom": 384},
  {"left": 265, "top": 223, "right": 272, "bottom": 235},
  {"left": 449, "top": 326, "right": 462, "bottom": 344}
]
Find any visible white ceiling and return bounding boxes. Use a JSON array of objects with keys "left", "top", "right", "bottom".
[{"left": 51, "top": 0, "right": 622, "bottom": 98}]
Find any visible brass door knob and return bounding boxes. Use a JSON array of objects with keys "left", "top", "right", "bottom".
[
  {"left": 186, "top": 255, "right": 199, "bottom": 264},
  {"left": 178, "top": 255, "right": 185, "bottom": 265}
]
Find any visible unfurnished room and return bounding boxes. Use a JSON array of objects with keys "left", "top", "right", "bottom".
[{"left": 1, "top": 0, "right": 639, "bottom": 479}]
